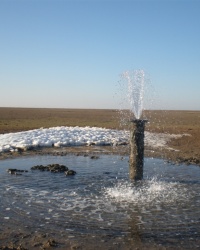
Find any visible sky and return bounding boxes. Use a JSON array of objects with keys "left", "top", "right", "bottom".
[{"left": 0, "top": 0, "right": 199, "bottom": 110}]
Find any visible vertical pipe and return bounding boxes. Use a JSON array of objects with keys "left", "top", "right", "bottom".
[{"left": 129, "top": 119, "right": 147, "bottom": 180}]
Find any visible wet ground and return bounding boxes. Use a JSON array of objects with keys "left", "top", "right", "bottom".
[{"left": 0, "top": 143, "right": 200, "bottom": 167}]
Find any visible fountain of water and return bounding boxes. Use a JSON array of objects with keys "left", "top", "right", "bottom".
[
  {"left": 122, "top": 70, "right": 148, "bottom": 180},
  {"left": 123, "top": 69, "right": 145, "bottom": 120}
]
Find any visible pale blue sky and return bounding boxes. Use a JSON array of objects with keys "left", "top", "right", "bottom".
[{"left": 0, "top": 0, "right": 199, "bottom": 110}]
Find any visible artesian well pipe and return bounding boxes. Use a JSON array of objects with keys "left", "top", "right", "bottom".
[{"left": 129, "top": 119, "right": 148, "bottom": 180}]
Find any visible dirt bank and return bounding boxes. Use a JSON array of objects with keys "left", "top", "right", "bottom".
[{"left": 0, "top": 108, "right": 200, "bottom": 166}]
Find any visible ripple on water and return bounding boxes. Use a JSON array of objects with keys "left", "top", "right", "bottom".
[{"left": 0, "top": 155, "right": 199, "bottom": 248}]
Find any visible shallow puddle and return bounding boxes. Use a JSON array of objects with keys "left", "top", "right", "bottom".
[{"left": 0, "top": 155, "right": 199, "bottom": 249}]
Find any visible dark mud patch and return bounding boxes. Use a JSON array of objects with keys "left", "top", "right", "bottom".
[{"left": 0, "top": 144, "right": 200, "bottom": 167}]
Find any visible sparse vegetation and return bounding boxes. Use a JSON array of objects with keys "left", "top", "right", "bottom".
[{"left": 0, "top": 107, "right": 200, "bottom": 164}]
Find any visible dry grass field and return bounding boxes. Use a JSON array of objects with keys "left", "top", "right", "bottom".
[
  {"left": 0, "top": 108, "right": 119, "bottom": 133},
  {"left": 0, "top": 107, "right": 200, "bottom": 164},
  {"left": 143, "top": 110, "right": 200, "bottom": 165}
]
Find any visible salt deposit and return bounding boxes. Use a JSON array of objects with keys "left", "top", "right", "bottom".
[{"left": 0, "top": 126, "right": 186, "bottom": 153}]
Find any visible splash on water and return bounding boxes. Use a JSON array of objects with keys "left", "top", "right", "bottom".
[{"left": 104, "top": 177, "right": 190, "bottom": 208}]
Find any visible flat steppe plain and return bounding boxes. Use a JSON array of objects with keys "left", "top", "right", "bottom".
[{"left": 0, "top": 107, "right": 200, "bottom": 165}]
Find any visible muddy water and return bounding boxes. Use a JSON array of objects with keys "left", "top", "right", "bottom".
[{"left": 0, "top": 155, "right": 200, "bottom": 249}]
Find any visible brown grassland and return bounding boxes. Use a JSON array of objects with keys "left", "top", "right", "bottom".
[{"left": 0, "top": 107, "right": 200, "bottom": 165}]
